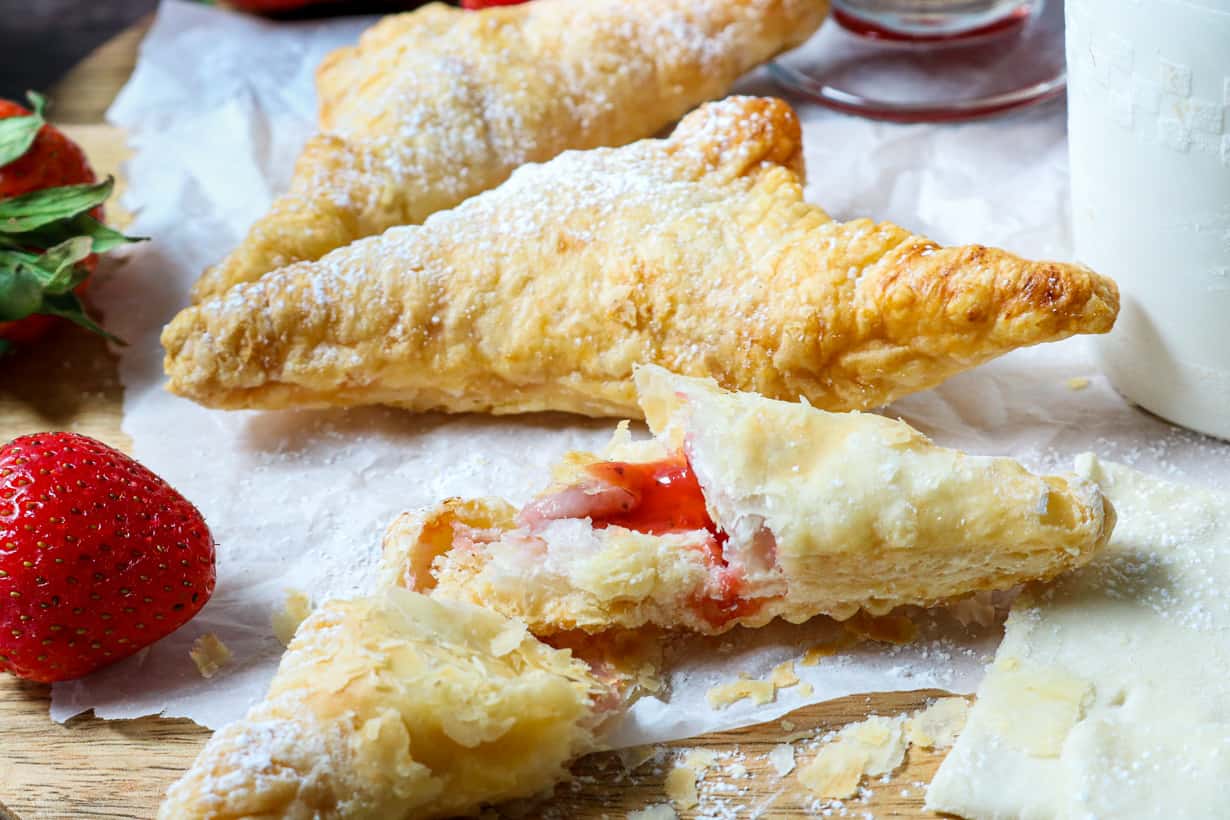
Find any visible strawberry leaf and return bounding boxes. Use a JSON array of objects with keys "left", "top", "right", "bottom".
[
  {"left": 38, "top": 237, "right": 94, "bottom": 293},
  {"left": 0, "top": 92, "right": 46, "bottom": 167},
  {"left": 72, "top": 216, "right": 145, "bottom": 253},
  {"left": 0, "top": 255, "right": 121, "bottom": 342},
  {"left": 0, "top": 178, "right": 114, "bottom": 232},
  {"left": 0, "top": 242, "right": 90, "bottom": 291},
  {"left": 0, "top": 265, "right": 47, "bottom": 321},
  {"left": 0, "top": 338, "right": 11, "bottom": 357},
  {"left": 2, "top": 213, "right": 145, "bottom": 254},
  {"left": 41, "top": 291, "right": 122, "bottom": 344},
  {"left": 0, "top": 247, "right": 41, "bottom": 268},
  {"left": 0, "top": 240, "right": 94, "bottom": 323}
]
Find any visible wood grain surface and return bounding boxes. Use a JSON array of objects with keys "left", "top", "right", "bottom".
[{"left": 0, "top": 19, "right": 964, "bottom": 820}]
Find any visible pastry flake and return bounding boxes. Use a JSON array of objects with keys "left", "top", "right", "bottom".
[
  {"left": 159, "top": 588, "right": 611, "bottom": 820},
  {"left": 188, "top": 633, "right": 232, "bottom": 680},
  {"left": 664, "top": 764, "right": 700, "bottom": 810},
  {"left": 164, "top": 96, "right": 1119, "bottom": 416},
  {"left": 767, "top": 743, "right": 796, "bottom": 777},
  {"left": 706, "top": 662, "right": 799, "bottom": 710},
  {"left": 707, "top": 676, "right": 778, "bottom": 709},
  {"left": 381, "top": 366, "right": 1116, "bottom": 636},
  {"left": 270, "top": 588, "right": 313, "bottom": 647},
  {"left": 191, "top": 0, "right": 829, "bottom": 302},
  {"left": 904, "top": 697, "right": 969, "bottom": 750},
  {"left": 798, "top": 715, "right": 908, "bottom": 799}
]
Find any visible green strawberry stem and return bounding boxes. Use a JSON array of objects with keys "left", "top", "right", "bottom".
[
  {"left": 0, "top": 240, "right": 91, "bottom": 314},
  {"left": 0, "top": 263, "right": 46, "bottom": 320},
  {"left": 0, "top": 177, "right": 115, "bottom": 233},
  {"left": 0, "top": 92, "right": 46, "bottom": 167},
  {"left": 0, "top": 95, "right": 145, "bottom": 351},
  {"left": 0, "top": 178, "right": 142, "bottom": 347},
  {"left": 0, "top": 235, "right": 132, "bottom": 345},
  {"left": 9, "top": 213, "right": 146, "bottom": 254},
  {"left": 42, "top": 291, "right": 122, "bottom": 344}
]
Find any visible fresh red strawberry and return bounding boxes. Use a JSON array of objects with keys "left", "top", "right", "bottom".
[
  {"left": 0, "top": 98, "right": 97, "bottom": 202},
  {"left": 223, "top": 0, "right": 339, "bottom": 11},
  {"left": 0, "top": 93, "right": 139, "bottom": 356},
  {"left": 461, "top": 0, "right": 530, "bottom": 7},
  {"left": 0, "top": 433, "right": 216, "bottom": 683},
  {"left": 220, "top": 1, "right": 466, "bottom": 14}
]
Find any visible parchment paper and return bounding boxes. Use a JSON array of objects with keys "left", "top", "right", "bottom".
[{"left": 53, "top": 0, "right": 1230, "bottom": 744}]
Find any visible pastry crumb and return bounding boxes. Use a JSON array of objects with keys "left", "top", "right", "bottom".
[
  {"left": 708, "top": 660, "right": 806, "bottom": 710},
  {"left": 1066, "top": 376, "right": 1091, "bottom": 391},
  {"left": 798, "top": 698, "right": 972, "bottom": 800},
  {"left": 798, "top": 715, "right": 907, "bottom": 799},
  {"left": 627, "top": 805, "right": 676, "bottom": 820},
  {"left": 706, "top": 675, "right": 776, "bottom": 709},
  {"left": 189, "top": 633, "right": 232, "bottom": 679},
  {"left": 664, "top": 747, "right": 719, "bottom": 810},
  {"left": 905, "top": 697, "right": 970, "bottom": 749},
  {"left": 664, "top": 764, "right": 699, "bottom": 809},
  {"left": 767, "top": 742, "right": 796, "bottom": 777},
  {"left": 271, "top": 588, "right": 313, "bottom": 646},
  {"left": 798, "top": 743, "right": 868, "bottom": 799},
  {"left": 770, "top": 659, "right": 800, "bottom": 688},
  {"left": 682, "top": 748, "right": 718, "bottom": 771}
]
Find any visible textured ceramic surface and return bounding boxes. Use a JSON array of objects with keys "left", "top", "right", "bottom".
[{"left": 1069, "top": 0, "right": 1230, "bottom": 438}]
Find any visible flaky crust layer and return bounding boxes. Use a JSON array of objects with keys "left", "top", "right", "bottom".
[
  {"left": 191, "top": 0, "right": 828, "bottom": 302},
  {"left": 158, "top": 590, "right": 605, "bottom": 819},
  {"left": 382, "top": 368, "right": 1116, "bottom": 636},
  {"left": 165, "top": 97, "right": 1118, "bottom": 417}
]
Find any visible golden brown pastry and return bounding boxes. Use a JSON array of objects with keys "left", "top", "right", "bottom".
[
  {"left": 164, "top": 96, "right": 1119, "bottom": 417},
  {"left": 191, "top": 0, "right": 829, "bottom": 302},
  {"left": 383, "top": 365, "right": 1116, "bottom": 636},
  {"left": 158, "top": 589, "right": 613, "bottom": 820}
]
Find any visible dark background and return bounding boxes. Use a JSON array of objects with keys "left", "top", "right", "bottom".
[
  {"left": 0, "top": 0, "right": 446, "bottom": 103},
  {"left": 0, "top": 0, "right": 158, "bottom": 101}
]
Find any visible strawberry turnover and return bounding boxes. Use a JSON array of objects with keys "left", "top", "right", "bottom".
[
  {"left": 383, "top": 366, "right": 1115, "bottom": 638},
  {"left": 520, "top": 452, "right": 761, "bottom": 630}
]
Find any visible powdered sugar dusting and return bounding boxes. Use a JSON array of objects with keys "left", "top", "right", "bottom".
[
  {"left": 87, "top": 0, "right": 1230, "bottom": 760},
  {"left": 185, "top": 95, "right": 821, "bottom": 401},
  {"left": 244, "top": 0, "right": 824, "bottom": 281}
]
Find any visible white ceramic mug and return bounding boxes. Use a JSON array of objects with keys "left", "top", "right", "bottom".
[{"left": 1067, "top": 0, "right": 1230, "bottom": 439}]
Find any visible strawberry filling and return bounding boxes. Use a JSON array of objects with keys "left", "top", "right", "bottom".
[
  {"left": 583, "top": 453, "right": 715, "bottom": 536},
  {"left": 522, "top": 452, "right": 762, "bottom": 629}
]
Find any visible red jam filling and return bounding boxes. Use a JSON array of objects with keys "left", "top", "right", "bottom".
[
  {"left": 585, "top": 453, "right": 717, "bottom": 537},
  {"left": 583, "top": 453, "right": 762, "bottom": 629},
  {"left": 690, "top": 580, "right": 764, "bottom": 631}
]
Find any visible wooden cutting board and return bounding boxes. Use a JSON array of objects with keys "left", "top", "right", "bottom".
[{"left": 0, "top": 18, "right": 962, "bottom": 820}]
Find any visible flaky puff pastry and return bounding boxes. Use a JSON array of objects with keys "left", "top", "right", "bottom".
[
  {"left": 165, "top": 96, "right": 1118, "bottom": 416},
  {"left": 191, "top": 0, "right": 828, "bottom": 302},
  {"left": 158, "top": 589, "right": 610, "bottom": 820},
  {"left": 382, "top": 366, "right": 1116, "bottom": 636}
]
